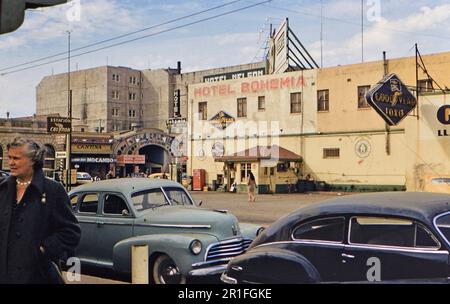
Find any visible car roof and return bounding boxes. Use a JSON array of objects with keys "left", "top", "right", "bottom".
[
  {"left": 287, "top": 192, "right": 450, "bottom": 224},
  {"left": 69, "top": 178, "right": 182, "bottom": 195}
]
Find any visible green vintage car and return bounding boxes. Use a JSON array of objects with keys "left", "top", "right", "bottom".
[{"left": 69, "top": 178, "right": 263, "bottom": 284}]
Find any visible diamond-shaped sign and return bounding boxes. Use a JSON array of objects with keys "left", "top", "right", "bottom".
[
  {"left": 365, "top": 74, "right": 417, "bottom": 126},
  {"left": 209, "top": 111, "right": 235, "bottom": 130}
]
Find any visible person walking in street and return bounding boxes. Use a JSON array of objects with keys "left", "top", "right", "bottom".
[
  {"left": 247, "top": 172, "right": 257, "bottom": 203},
  {"left": 0, "top": 137, "right": 81, "bottom": 284}
]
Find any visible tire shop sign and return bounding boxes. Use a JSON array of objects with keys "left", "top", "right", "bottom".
[{"left": 365, "top": 74, "right": 417, "bottom": 126}]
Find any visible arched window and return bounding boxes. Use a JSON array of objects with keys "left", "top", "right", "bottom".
[{"left": 44, "top": 144, "right": 55, "bottom": 177}]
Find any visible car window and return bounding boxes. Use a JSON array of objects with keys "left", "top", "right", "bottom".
[
  {"left": 163, "top": 187, "right": 193, "bottom": 206},
  {"left": 431, "top": 178, "right": 450, "bottom": 185},
  {"left": 131, "top": 188, "right": 168, "bottom": 212},
  {"left": 79, "top": 193, "right": 99, "bottom": 214},
  {"left": 292, "top": 217, "right": 345, "bottom": 243},
  {"left": 70, "top": 194, "right": 79, "bottom": 211},
  {"left": 103, "top": 194, "right": 130, "bottom": 216},
  {"left": 350, "top": 217, "right": 440, "bottom": 249},
  {"left": 435, "top": 213, "right": 450, "bottom": 245}
]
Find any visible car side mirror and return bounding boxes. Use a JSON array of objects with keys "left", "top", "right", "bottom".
[{"left": 122, "top": 209, "right": 129, "bottom": 216}]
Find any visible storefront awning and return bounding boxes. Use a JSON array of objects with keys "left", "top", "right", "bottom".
[{"left": 215, "top": 145, "right": 302, "bottom": 162}]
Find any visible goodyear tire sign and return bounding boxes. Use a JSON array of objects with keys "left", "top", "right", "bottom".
[
  {"left": 365, "top": 74, "right": 417, "bottom": 126},
  {"left": 47, "top": 116, "right": 72, "bottom": 134}
]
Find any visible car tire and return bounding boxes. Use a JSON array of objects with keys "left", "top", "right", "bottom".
[{"left": 152, "top": 254, "right": 187, "bottom": 284}]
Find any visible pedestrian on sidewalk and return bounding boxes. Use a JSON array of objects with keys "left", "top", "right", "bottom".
[
  {"left": 247, "top": 172, "right": 257, "bottom": 203},
  {"left": 0, "top": 137, "right": 81, "bottom": 284}
]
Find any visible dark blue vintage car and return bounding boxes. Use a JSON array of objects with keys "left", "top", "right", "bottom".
[{"left": 221, "top": 192, "right": 450, "bottom": 284}]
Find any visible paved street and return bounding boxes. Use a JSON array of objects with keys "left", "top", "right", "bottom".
[{"left": 72, "top": 191, "right": 352, "bottom": 284}]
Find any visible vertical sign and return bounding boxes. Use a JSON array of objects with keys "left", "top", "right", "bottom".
[{"left": 173, "top": 89, "right": 181, "bottom": 118}]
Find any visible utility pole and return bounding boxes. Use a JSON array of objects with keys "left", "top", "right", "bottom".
[{"left": 65, "top": 30, "right": 73, "bottom": 191}]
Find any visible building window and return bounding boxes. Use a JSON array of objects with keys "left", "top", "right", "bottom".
[
  {"left": 317, "top": 89, "right": 329, "bottom": 112},
  {"left": 323, "top": 148, "right": 340, "bottom": 159},
  {"left": 129, "top": 110, "right": 136, "bottom": 118},
  {"left": 112, "top": 90, "right": 119, "bottom": 99},
  {"left": 129, "top": 76, "right": 137, "bottom": 85},
  {"left": 358, "top": 85, "right": 371, "bottom": 108},
  {"left": 128, "top": 92, "right": 136, "bottom": 101},
  {"left": 199, "top": 102, "right": 207, "bottom": 120},
  {"left": 112, "top": 108, "right": 119, "bottom": 117},
  {"left": 240, "top": 163, "right": 252, "bottom": 183},
  {"left": 418, "top": 79, "right": 434, "bottom": 93},
  {"left": 237, "top": 98, "right": 247, "bottom": 118},
  {"left": 258, "top": 96, "right": 265, "bottom": 111},
  {"left": 290, "top": 92, "right": 302, "bottom": 113},
  {"left": 112, "top": 74, "right": 120, "bottom": 82}
]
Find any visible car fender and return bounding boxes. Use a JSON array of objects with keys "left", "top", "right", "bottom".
[
  {"left": 239, "top": 222, "right": 265, "bottom": 240},
  {"left": 228, "top": 246, "right": 321, "bottom": 284},
  {"left": 112, "top": 233, "right": 219, "bottom": 275}
]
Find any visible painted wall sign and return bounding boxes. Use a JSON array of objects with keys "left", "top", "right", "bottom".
[
  {"left": 72, "top": 143, "right": 112, "bottom": 154},
  {"left": 194, "top": 75, "right": 306, "bottom": 98},
  {"left": 365, "top": 74, "right": 417, "bottom": 126},
  {"left": 203, "top": 68, "right": 265, "bottom": 82},
  {"left": 355, "top": 139, "right": 371, "bottom": 158},
  {"left": 211, "top": 142, "right": 225, "bottom": 158},
  {"left": 47, "top": 117, "right": 72, "bottom": 134},
  {"left": 209, "top": 111, "right": 236, "bottom": 130},
  {"left": 116, "top": 155, "right": 145, "bottom": 165}
]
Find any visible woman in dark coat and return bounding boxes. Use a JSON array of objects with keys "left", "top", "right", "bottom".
[{"left": 0, "top": 137, "right": 81, "bottom": 284}]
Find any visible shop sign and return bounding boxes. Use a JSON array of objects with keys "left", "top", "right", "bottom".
[
  {"left": 71, "top": 157, "right": 115, "bottom": 164},
  {"left": 47, "top": 117, "right": 72, "bottom": 134},
  {"left": 203, "top": 68, "right": 265, "bottom": 82},
  {"left": 55, "top": 151, "right": 67, "bottom": 159},
  {"left": 209, "top": 111, "right": 235, "bottom": 130},
  {"left": 72, "top": 143, "right": 112, "bottom": 154},
  {"left": 173, "top": 89, "right": 181, "bottom": 117},
  {"left": 365, "top": 74, "right": 417, "bottom": 126},
  {"left": 117, "top": 155, "right": 146, "bottom": 165}
]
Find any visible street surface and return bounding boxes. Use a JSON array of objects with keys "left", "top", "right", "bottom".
[{"left": 73, "top": 191, "right": 352, "bottom": 284}]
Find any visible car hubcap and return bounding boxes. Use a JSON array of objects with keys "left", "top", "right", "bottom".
[{"left": 159, "top": 260, "right": 182, "bottom": 284}]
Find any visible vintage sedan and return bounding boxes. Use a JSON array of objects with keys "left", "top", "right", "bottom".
[
  {"left": 221, "top": 192, "right": 450, "bottom": 284},
  {"left": 69, "top": 178, "right": 263, "bottom": 284}
]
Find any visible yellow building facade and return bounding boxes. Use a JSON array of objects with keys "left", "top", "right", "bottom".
[{"left": 187, "top": 51, "right": 450, "bottom": 193}]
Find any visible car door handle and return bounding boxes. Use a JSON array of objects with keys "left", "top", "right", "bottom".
[{"left": 342, "top": 253, "right": 355, "bottom": 259}]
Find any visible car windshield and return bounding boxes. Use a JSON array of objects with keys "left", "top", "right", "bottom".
[
  {"left": 163, "top": 187, "right": 194, "bottom": 206},
  {"left": 131, "top": 188, "right": 169, "bottom": 212},
  {"left": 435, "top": 214, "right": 450, "bottom": 245}
]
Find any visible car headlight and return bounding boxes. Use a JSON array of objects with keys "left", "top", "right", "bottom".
[
  {"left": 189, "top": 240, "right": 202, "bottom": 255},
  {"left": 256, "top": 227, "right": 265, "bottom": 236}
]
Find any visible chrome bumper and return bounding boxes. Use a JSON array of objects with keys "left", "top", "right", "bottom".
[
  {"left": 221, "top": 272, "right": 238, "bottom": 284},
  {"left": 188, "top": 264, "right": 228, "bottom": 277}
]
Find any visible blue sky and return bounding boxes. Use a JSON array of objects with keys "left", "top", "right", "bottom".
[{"left": 1, "top": 0, "right": 450, "bottom": 117}]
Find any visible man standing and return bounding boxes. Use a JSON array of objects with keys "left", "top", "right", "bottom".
[{"left": 0, "top": 137, "right": 81, "bottom": 284}]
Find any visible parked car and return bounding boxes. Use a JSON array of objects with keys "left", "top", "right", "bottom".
[
  {"left": 69, "top": 178, "right": 263, "bottom": 284},
  {"left": 76, "top": 172, "right": 93, "bottom": 185},
  {"left": 221, "top": 192, "right": 450, "bottom": 284}
]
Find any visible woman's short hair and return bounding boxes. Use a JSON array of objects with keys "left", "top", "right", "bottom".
[{"left": 7, "top": 137, "right": 46, "bottom": 170}]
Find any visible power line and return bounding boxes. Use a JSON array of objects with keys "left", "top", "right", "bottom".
[
  {"left": 1, "top": 0, "right": 271, "bottom": 76},
  {"left": 258, "top": 2, "right": 450, "bottom": 42},
  {"left": 0, "top": 0, "right": 244, "bottom": 73}
]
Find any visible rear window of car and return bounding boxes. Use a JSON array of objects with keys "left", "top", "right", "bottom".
[
  {"left": 292, "top": 217, "right": 345, "bottom": 243},
  {"left": 131, "top": 188, "right": 168, "bottom": 212},
  {"left": 349, "top": 217, "right": 440, "bottom": 249},
  {"left": 435, "top": 213, "right": 450, "bottom": 246}
]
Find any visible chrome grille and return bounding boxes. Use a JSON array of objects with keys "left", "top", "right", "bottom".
[{"left": 206, "top": 238, "right": 253, "bottom": 261}]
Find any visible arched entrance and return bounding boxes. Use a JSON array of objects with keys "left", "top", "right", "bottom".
[
  {"left": 113, "top": 130, "right": 175, "bottom": 178},
  {"left": 139, "top": 145, "right": 170, "bottom": 175}
]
